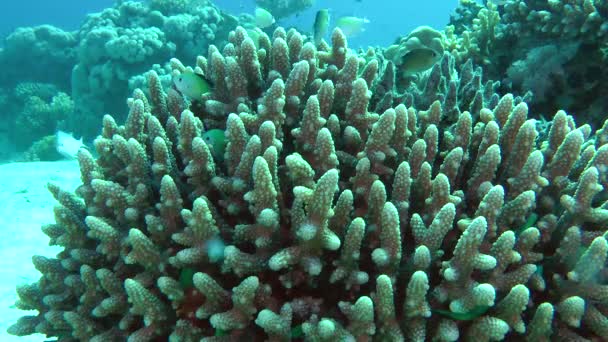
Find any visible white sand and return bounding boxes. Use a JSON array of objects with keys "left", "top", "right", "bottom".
[{"left": 0, "top": 160, "right": 81, "bottom": 342}]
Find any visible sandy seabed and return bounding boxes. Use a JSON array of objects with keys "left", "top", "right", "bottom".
[{"left": 0, "top": 160, "right": 80, "bottom": 342}]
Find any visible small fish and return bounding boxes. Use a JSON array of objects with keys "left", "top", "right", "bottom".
[
  {"left": 56, "top": 130, "right": 85, "bottom": 159},
  {"left": 335, "top": 16, "right": 370, "bottom": 37},
  {"left": 246, "top": 28, "right": 261, "bottom": 49},
  {"left": 205, "top": 236, "right": 226, "bottom": 263},
  {"left": 313, "top": 9, "right": 330, "bottom": 45},
  {"left": 203, "top": 129, "right": 226, "bottom": 161},
  {"left": 255, "top": 7, "right": 275, "bottom": 28},
  {"left": 173, "top": 70, "right": 213, "bottom": 100},
  {"left": 400, "top": 48, "right": 441, "bottom": 76}
]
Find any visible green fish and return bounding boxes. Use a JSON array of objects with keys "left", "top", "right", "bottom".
[
  {"left": 432, "top": 305, "right": 491, "bottom": 321},
  {"left": 313, "top": 9, "right": 330, "bottom": 45},
  {"left": 173, "top": 70, "right": 213, "bottom": 100},
  {"left": 178, "top": 267, "right": 196, "bottom": 289},
  {"left": 203, "top": 129, "right": 226, "bottom": 161},
  {"left": 246, "top": 28, "right": 261, "bottom": 49},
  {"left": 335, "top": 16, "right": 370, "bottom": 37},
  {"left": 400, "top": 48, "right": 441, "bottom": 76}
]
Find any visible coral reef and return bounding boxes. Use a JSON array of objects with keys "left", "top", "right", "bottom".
[
  {"left": 385, "top": 26, "right": 445, "bottom": 66},
  {"left": 8, "top": 25, "right": 608, "bottom": 341},
  {"left": 20, "top": 135, "right": 64, "bottom": 162},
  {"left": 0, "top": 0, "right": 238, "bottom": 157},
  {"left": 446, "top": 0, "right": 608, "bottom": 127},
  {"left": 384, "top": 26, "right": 445, "bottom": 80},
  {"left": 69, "top": 0, "right": 236, "bottom": 140},
  {"left": 0, "top": 26, "right": 77, "bottom": 158},
  {"left": 0, "top": 25, "right": 77, "bottom": 89},
  {"left": 255, "top": 0, "right": 314, "bottom": 19},
  {"left": 3, "top": 82, "right": 74, "bottom": 151},
  {"left": 505, "top": 42, "right": 579, "bottom": 103}
]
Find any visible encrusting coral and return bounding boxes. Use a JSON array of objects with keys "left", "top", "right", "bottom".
[{"left": 8, "top": 24, "right": 608, "bottom": 341}]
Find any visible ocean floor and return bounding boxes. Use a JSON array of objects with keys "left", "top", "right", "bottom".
[{"left": 0, "top": 160, "right": 80, "bottom": 342}]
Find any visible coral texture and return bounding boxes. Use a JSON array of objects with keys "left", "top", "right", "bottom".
[
  {"left": 255, "top": 0, "right": 314, "bottom": 19},
  {"left": 7, "top": 82, "right": 74, "bottom": 151},
  {"left": 0, "top": 25, "right": 77, "bottom": 88},
  {"left": 446, "top": 0, "right": 608, "bottom": 126},
  {"left": 69, "top": 0, "right": 236, "bottom": 139},
  {"left": 0, "top": 0, "right": 237, "bottom": 158},
  {"left": 9, "top": 25, "right": 608, "bottom": 341}
]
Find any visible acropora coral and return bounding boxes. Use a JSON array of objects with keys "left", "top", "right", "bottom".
[
  {"left": 8, "top": 20, "right": 608, "bottom": 342},
  {"left": 446, "top": 0, "right": 608, "bottom": 127}
]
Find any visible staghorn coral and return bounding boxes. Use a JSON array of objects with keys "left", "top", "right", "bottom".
[{"left": 8, "top": 25, "right": 608, "bottom": 341}]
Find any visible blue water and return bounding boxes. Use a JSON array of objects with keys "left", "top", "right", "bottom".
[
  {"left": 0, "top": 0, "right": 458, "bottom": 48},
  {"left": 0, "top": 0, "right": 114, "bottom": 43},
  {"left": 219, "top": 0, "right": 459, "bottom": 48}
]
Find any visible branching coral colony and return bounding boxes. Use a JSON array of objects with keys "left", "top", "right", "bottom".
[{"left": 8, "top": 26, "right": 608, "bottom": 341}]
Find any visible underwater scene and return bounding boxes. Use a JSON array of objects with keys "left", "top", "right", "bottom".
[{"left": 0, "top": 0, "right": 607, "bottom": 340}]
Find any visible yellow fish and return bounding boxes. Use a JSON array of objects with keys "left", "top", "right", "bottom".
[
  {"left": 203, "top": 129, "right": 226, "bottom": 161},
  {"left": 400, "top": 48, "right": 441, "bottom": 76},
  {"left": 335, "top": 16, "right": 369, "bottom": 37},
  {"left": 173, "top": 71, "right": 213, "bottom": 100}
]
